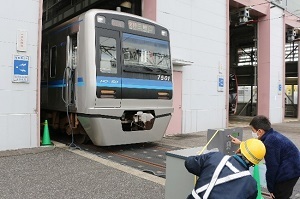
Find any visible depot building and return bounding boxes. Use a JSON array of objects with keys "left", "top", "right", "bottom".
[{"left": 0, "top": 0, "right": 300, "bottom": 151}]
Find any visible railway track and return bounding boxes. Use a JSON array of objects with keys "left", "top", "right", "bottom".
[
  {"left": 78, "top": 142, "right": 179, "bottom": 178},
  {"left": 51, "top": 132, "right": 178, "bottom": 176}
]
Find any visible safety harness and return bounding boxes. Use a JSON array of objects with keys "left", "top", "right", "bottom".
[{"left": 191, "top": 155, "right": 251, "bottom": 199}]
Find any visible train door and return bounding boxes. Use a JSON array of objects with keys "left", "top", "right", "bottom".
[
  {"left": 65, "top": 34, "right": 77, "bottom": 109},
  {"left": 95, "top": 28, "right": 121, "bottom": 107}
]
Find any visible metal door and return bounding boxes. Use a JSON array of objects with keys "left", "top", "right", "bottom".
[{"left": 166, "top": 71, "right": 182, "bottom": 135}]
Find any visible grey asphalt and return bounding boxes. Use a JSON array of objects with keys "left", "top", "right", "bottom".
[{"left": 0, "top": 116, "right": 299, "bottom": 199}]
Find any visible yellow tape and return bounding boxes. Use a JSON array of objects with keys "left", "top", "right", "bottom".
[{"left": 194, "top": 130, "right": 220, "bottom": 184}]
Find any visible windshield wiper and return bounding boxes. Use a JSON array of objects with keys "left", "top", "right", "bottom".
[
  {"left": 123, "top": 65, "right": 158, "bottom": 74},
  {"left": 143, "top": 66, "right": 154, "bottom": 72},
  {"left": 155, "top": 68, "right": 168, "bottom": 73},
  {"left": 127, "top": 64, "right": 154, "bottom": 71}
]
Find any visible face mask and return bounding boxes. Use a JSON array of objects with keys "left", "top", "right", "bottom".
[{"left": 252, "top": 131, "right": 258, "bottom": 139}]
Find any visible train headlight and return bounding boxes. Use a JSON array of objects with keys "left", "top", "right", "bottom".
[
  {"left": 158, "top": 92, "right": 169, "bottom": 99},
  {"left": 161, "top": 30, "right": 168, "bottom": 37},
  {"left": 97, "top": 16, "right": 106, "bottom": 24}
]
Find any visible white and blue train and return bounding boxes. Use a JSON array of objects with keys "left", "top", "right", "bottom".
[{"left": 41, "top": 9, "right": 173, "bottom": 146}]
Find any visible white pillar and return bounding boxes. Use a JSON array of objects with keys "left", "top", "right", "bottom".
[{"left": 257, "top": 6, "right": 285, "bottom": 123}]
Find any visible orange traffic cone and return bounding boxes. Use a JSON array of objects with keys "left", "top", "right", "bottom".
[{"left": 41, "top": 120, "right": 53, "bottom": 146}]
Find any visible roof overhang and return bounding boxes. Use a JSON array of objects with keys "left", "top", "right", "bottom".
[
  {"left": 285, "top": 11, "right": 300, "bottom": 28},
  {"left": 230, "top": 0, "right": 269, "bottom": 17},
  {"left": 172, "top": 58, "right": 193, "bottom": 66}
]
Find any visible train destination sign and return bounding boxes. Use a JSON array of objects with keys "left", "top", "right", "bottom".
[
  {"left": 128, "top": 20, "right": 155, "bottom": 34},
  {"left": 112, "top": 19, "right": 125, "bottom": 28}
]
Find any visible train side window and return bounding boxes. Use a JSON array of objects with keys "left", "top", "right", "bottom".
[
  {"left": 50, "top": 46, "right": 57, "bottom": 78},
  {"left": 99, "top": 36, "right": 117, "bottom": 74},
  {"left": 70, "top": 34, "right": 77, "bottom": 69}
]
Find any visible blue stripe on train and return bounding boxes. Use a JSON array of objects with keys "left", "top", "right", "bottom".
[
  {"left": 96, "top": 76, "right": 172, "bottom": 90},
  {"left": 45, "top": 77, "right": 85, "bottom": 88},
  {"left": 46, "top": 80, "right": 66, "bottom": 88},
  {"left": 44, "top": 76, "right": 172, "bottom": 90}
]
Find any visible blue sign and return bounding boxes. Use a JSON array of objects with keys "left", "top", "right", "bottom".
[
  {"left": 278, "top": 84, "right": 282, "bottom": 91},
  {"left": 219, "top": 77, "right": 224, "bottom": 87},
  {"left": 217, "top": 75, "right": 224, "bottom": 92},
  {"left": 13, "top": 55, "right": 29, "bottom": 83}
]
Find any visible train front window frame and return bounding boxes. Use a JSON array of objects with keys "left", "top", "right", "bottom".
[
  {"left": 122, "top": 33, "right": 171, "bottom": 70},
  {"left": 99, "top": 36, "right": 117, "bottom": 74}
]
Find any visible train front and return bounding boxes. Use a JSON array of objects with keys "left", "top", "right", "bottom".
[{"left": 78, "top": 11, "right": 173, "bottom": 146}]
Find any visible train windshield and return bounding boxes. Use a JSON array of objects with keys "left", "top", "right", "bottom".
[{"left": 122, "top": 33, "right": 171, "bottom": 69}]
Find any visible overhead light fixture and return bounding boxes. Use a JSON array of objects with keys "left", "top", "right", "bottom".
[
  {"left": 238, "top": 7, "right": 250, "bottom": 25},
  {"left": 287, "top": 28, "right": 297, "bottom": 42},
  {"left": 120, "top": 1, "right": 132, "bottom": 9}
]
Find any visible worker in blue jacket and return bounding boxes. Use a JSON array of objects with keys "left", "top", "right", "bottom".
[
  {"left": 185, "top": 139, "right": 266, "bottom": 199},
  {"left": 249, "top": 115, "right": 300, "bottom": 199}
]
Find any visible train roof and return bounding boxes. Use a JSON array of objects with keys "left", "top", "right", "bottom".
[
  {"left": 43, "top": 9, "right": 167, "bottom": 35},
  {"left": 85, "top": 9, "right": 162, "bottom": 26}
]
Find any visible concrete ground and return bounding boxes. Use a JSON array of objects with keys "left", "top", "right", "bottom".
[{"left": 0, "top": 117, "right": 299, "bottom": 199}]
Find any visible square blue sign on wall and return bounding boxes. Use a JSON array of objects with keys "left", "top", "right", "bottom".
[
  {"left": 217, "top": 75, "right": 224, "bottom": 92},
  {"left": 13, "top": 55, "right": 29, "bottom": 83}
]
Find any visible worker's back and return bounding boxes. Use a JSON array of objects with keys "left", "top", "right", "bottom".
[{"left": 185, "top": 152, "right": 257, "bottom": 199}]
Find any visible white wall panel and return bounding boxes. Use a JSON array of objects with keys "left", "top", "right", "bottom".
[
  {"left": 190, "top": 67, "right": 212, "bottom": 81},
  {"left": 192, "top": 0, "right": 226, "bottom": 17},
  {"left": 170, "top": 46, "right": 193, "bottom": 63},
  {"left": 195, "top": 109, "right": 224, "bottom": 132},
  {"left": 0, "top": 43, "right": 18, "bottom": 67},
  {"left": 170, "top": 15, "right": 192, "bottom": 35},
  {"left": 191, "top": 13, "right": 225, "bottom": 34},
  {"left": 156, "top": 11, "right": 173, "bottom": 30},
  {"left": 190, "top": 110, "right": 198, "bottom": 132},
  {"left": 182, "top": 110, "right": 192, "bottom": 133},
  {"left": 286, "top": 0, "right": 300, "bottom": 14},
  {"left": 0, "top": 0, "right": 39, "bottom": 150},
  {"left": 190, "top": 95, "right": 218, "bottom": 110},
  {"left": 170, "top": 31, "right": 192, "bottom": 50},
  {"left": 190, "top": 27, "right": 226, "bottom": 46},
  {"left": 0, "top": 66, "right": 37, "bottom": 91},
  {"left": 157, "top": 0, "right": 227, "bottom": 133},
  {"left": 0, "top": 91, "right": 37, "bottom": 114},
  {"left": 0, "top": 18, "right": 39, "bottom": 46},
  {"left": 191, "top": 36, "right": 226, "bottom": 55},
  {"left": 7, "top": 114, "right": 32, "bottom": 149},
  {"left": 182, "top": 94, "right": 191, "bottom": 110},
  {"left": 157, "top": 0, "right": 192, "bottom": 19},
  {"left": 0, "top": 1, "right": 39, "bottom": 22},
  {"left": 0, "top": 114, "right": 35, "bottom": 150},
  {"left": 30, "top": 114, "right": 38, "bottom": 147},
  {"left": 0, "top": 115, "right": 9, "bottom": 150}
]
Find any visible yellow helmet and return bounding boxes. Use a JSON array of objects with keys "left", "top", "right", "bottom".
[{"left": 240, "top": 138, "right": 266, "bottom": 165}]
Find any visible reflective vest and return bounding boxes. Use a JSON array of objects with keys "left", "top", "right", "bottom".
[{"left": 191, "top": 155, "right": 252, "bottom": 199}]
